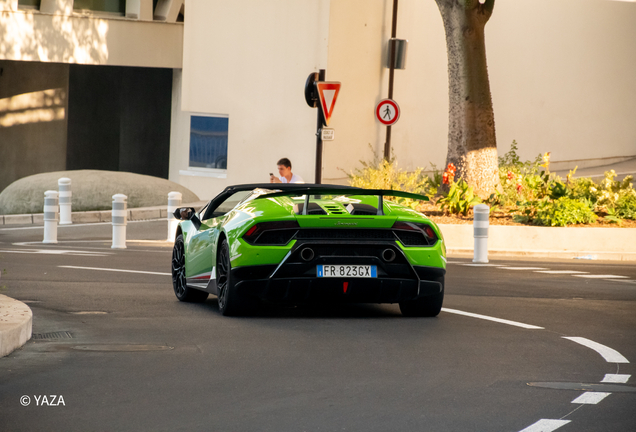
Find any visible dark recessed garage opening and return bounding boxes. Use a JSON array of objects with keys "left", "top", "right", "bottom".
[{"left": 66, "top": 64, "right": 172, "bottom": 179}]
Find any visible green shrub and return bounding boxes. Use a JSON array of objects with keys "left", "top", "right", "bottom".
[
  {"left": 615, "top": 193, "right": 636, "bottom": 220},
  {"left": 437, "top": 179, "right": 481, "bottom": 216},
  {"left": 345, "top": 147, "right": 431, "bottom": 208},
  {"left": 533, "top": 197, "right": 597, "bottom": 227}
]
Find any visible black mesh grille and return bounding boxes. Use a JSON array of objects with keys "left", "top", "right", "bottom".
[
  {"left": 393, "top": 231, "right": 433, "bottom": 246},
  {"left": 253, "top": 229, "right": 298, "bottom": 245},
  {"left": 296, "top": 229, "right": 395, "bottom": 241}
]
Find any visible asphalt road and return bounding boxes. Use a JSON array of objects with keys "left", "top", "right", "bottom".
[{"left": 1, "top": 220, "right": 635, "bottom": 432}]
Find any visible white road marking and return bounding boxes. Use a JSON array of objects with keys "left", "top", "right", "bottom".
[
  {"left": 573, "top": 274, "right": 628, "bottom": 279},
  {"left": 59, "top": 266, "right": 170, "bottom": 276},
  {"left": 441, "top": 308, "right": 544, "bottom": 329},
  {"left": 0, "top": 249, "right": 109, "bottom": 257},
  {"left": 601, "top": 374, "right": 631, "bottom": 383},
  {"left": 571, "top": 392, "right": 611, "bottom": 404},
  {"left": 562, "top": 337, "right": 630, "bottom": 363},
  {"left": 535, "top": 270, "right": 588, "bottom": 274},
  {"left": 607, "top": 279, "right": 636, "bottom": 284},
  {"left": 497, "top": 267, "right": 547, "bottom": 271},
  {"left": 461, "top": 263, "right": 502, "bottom": 267},
  {"left": 0, "top": 219, "right": 164, "bottom": 231},
  {"left": 517, "top": 419, "right": 570, "bottom": 432}
]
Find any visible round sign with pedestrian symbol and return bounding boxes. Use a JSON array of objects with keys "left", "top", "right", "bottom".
[{"left": 375, "top": 99, "right": 400, "bottom": 126}]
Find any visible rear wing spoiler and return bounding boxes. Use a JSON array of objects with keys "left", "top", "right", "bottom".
[{"left": 257, "top": 187, "right": 429, "bottom": 216}]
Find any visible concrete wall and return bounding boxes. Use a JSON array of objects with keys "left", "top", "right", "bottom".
[
  {"left": 177, "top": 0, "right": 330, "bottom": 199},
  {"left": 0, "top": 9, "right": 183, "bottom": 68},
  {"left": 323, "top": 0, "right": 636, "bottom": 182},
  {"left": 323, "top": 0, "right": 449, "bottom": 182},
  {"left": 0, "top": 59, "right": 69, "bottom": 192},
  {"left": 176, "top": 0, "right": 635, "bottom": 197}
]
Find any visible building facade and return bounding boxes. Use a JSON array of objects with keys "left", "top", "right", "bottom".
[{"left": 2, "top": 0, "right": 635, "bottom": 200}]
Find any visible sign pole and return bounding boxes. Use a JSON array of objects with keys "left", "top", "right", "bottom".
[
  {"left": 384, "top": 0, "right": 399, "bottom": 161},
  {"left": 315, "top": 69, "right": 325, "bottom": 184}
]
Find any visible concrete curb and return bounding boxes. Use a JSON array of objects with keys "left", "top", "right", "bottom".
[
  {"left": 0, "top": 294, "right": 32, "bottom": 358},
  {"left": 439, "top": 224, "right": 636, "bottom": 261}
]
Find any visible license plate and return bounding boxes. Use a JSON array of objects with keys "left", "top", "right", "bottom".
[{"left": 317, "top": 265, "right": 377, "bottom": 278}]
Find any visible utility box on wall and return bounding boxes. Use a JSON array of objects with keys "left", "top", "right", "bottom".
[{"left": 387, "top": 38, "right": 408, "bottom": 70}]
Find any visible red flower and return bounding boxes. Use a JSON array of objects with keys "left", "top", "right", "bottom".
[
  {"left": 442, "top": 172, "right": 449, "bottom": 185},
  {"left": 507, "top": 171, "right": 514, "bottom": 181},
  {"left": 516, "top": 184, "right": 522, "bottom": 192},
  {"left": 446, "top": 163, "right": 457, "bottom": 176}
]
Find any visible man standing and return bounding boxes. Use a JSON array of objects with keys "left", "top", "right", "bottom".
[{"left": 270, "top": 158, "right": 305, "bottom": 183}]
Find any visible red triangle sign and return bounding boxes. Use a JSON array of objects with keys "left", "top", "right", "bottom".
[{"left": 316, "top": 82, "right": 341, "bottom": 126}]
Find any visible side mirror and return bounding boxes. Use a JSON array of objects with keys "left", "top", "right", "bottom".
[
  {"left": 173, "top": 207, "right": 202, "bottom": 231},
  {"left": 174, "top": 207, "right": 196, "bottom": 221}
]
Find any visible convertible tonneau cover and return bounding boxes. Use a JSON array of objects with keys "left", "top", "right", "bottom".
[{"left": 245, "top": 183, "right": 429, "bottom": 216}]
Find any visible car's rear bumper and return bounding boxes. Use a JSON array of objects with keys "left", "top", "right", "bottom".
[{"left": 231, "top": 264, "right": 444, "bottom": 304}]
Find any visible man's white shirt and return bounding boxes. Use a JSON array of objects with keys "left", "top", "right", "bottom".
[{"left": 279, "top": 174, "right": 305, "bottom": 183}]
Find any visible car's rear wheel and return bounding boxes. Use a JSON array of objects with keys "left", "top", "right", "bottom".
[
  {"left": 216, "top": 238, "right": 257, "bottom": 316},
  {"left": 172, "top": 234, "right": 209, "bottom": 303},
  {"left": 399, "top": 277, "right": 444, "bottom": 317}
]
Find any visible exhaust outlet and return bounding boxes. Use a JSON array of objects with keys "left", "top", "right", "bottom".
[
  {"left": 300, "top": 247, "right": 315, "bottom": 262},
  {"left": 382, "top": 248, "right": 396, "bottom": 262}
]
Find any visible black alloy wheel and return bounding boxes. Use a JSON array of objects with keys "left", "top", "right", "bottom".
[
  {"left": 216, "top": 239, "right": 257, "bottom": 316},
  {"left": 172, "top": 234, "right": 208, "bottom": 303}
]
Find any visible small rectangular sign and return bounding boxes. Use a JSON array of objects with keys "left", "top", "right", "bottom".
[{"left": 321, "top": 128, "right": 335, "bottom": 141}]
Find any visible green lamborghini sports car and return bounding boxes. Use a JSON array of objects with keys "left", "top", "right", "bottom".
[{"left": 171, "top": 183, "right": 447, "bottom": 317}]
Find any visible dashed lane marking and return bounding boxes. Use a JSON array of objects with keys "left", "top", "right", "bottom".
[
  {"left": 497, "top": 267, "right": 547, "bottom": 271},
  {"left": 518, "top": 419, "right": 571, "bottom": 432},
  {"left": 571, "top": 392, "right": 611, "bottom": 404},
  {"left": 0, "top": 219, "right": 164, "bottom": 231},
  {"left": 0, "top": 248, "right": 110, "bottom": 257},
  {"left": 459, "top": 263, "right": 503, "bottom": 267},
  {"left": 601, "top": 374, "right": 631, "bottom": 383},
  {"left": 535, "top": 270, "right": 588, "bottom": 274},
  {"left": 441, "top": 308, "right": 544, "bottom": 330},
  {"left": 59, "top": 266, "right": 171, "bottom": 276},
  {"left": 562, "top": 337, "right": 630, "bottom": 363},
  {"left": 606, "top": 279, "right": 636, "bottom": 284},
  {"left": 573, "top": 274, "right": 629, "bottom": 279}
]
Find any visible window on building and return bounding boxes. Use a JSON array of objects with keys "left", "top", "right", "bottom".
[
  {"left": 17, "top": 0, "right": 41, "bottom": 8},
  {"left": 73, "top": 0, "right": 126, "bottom": 14},
  {"left": 189, "top": 115, "right": 228, "bottom": 170}
]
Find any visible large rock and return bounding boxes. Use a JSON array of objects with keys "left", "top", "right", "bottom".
[{"left": 0, "top": 170, "right": 199, "bottom": 215}]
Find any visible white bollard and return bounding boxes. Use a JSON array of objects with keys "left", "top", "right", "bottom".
[
  {"left": 111, "top": 194, "right": 128, "bottom": 249},
  {"left": 58, "top": 177, "right": 72, "bottom": 225},
  {"left": 167, "top": 191, "right": 182, "bottom": 241},
  {"left": 43, "top": 190, "right": 59, "bottom": 244},
  {"left": 473, "top": 204, "right": 490, "bottom": 263}
]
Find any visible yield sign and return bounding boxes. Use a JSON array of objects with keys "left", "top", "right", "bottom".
[{"left": 316, "top": 81, "right": 341, "bottom": 126}]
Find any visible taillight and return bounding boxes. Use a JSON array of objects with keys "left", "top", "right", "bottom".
[
  {"left": 391, "top": 221, "right": 438, "bottom": 246},
  {"left": 243, "top": 220, "right": 300, "bottom": 245}
]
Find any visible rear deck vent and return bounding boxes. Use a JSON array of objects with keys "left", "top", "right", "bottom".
[
  {"left": 32, "top": 331, "right": 74, "bottom": 340},
  {"left": 324, "top": 205, "right": 345, "bottom": 215}
]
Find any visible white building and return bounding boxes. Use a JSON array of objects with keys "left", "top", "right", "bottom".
[{"left": 2, "top": 0, "right": 635, "bottom": 199}]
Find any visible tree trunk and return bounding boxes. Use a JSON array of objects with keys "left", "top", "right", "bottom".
[{"left": 435, "top": 0, "right": 500, "bottom": 199}]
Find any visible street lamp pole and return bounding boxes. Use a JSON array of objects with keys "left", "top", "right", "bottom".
[{"left": 384, "top": 0, "right": 399, "bottom": 161}]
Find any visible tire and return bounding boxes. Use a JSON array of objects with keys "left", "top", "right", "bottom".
[
  {"left": 216, "top": 238, "right": 257, "bottom": 316},
  {"left": 172, "top": 234, "right": 209, "bottom": 303},
  {"left": 399, "top": 277, "right": 444, "bottom": 317}
]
